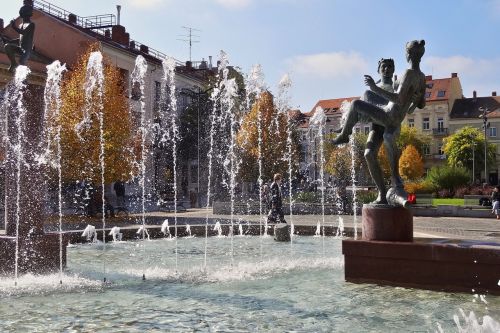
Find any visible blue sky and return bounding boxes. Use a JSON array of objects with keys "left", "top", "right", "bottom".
[{"left": 4, "top": 0, "right": 500, "bottom": 112}]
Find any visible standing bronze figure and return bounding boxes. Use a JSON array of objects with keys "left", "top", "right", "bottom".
[
  {"left": 332, "top": 40, "right": 427, "bottom": 207},
  {"left": 1, "top": 4, "right": 35, "bottom": 72}
]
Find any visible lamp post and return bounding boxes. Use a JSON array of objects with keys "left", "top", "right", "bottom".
[
  {"left": 472, "top": 141, "right": 476, "bottom": 184},
  {"left": 479, "top": 107, "right": 490, "bottom": 184}
]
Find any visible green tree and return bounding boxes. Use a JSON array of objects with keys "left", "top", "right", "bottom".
[
  {"left": 397, "top": 124, "right": 431, "bottom": 156},
  {"left": 443, "top": 126, "right": 495, "bottom": 174},
  {"left": 426, "top": 165, "right": 470, "bottom": 193}
]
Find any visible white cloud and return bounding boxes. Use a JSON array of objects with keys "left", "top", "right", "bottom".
[
  {"left": 126, "top": 0, "right": 169, "bottom": 9},
  {"left": 214, "top": 0, "right": 252, "bottom": 9},
  {"left": 288, "top": 51, "right": 369, "bottom": 79}
]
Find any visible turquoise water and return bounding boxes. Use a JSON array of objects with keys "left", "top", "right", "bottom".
[{"left": 0, "top": 236, "right": 498, "bottom": 332}]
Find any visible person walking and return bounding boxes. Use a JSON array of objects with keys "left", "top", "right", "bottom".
[
  {"left": 491, "top": 186, "right": 500, "bottom": 219},
  {"left": 267, "top": 173, "right": 286, "bottom": 224}
]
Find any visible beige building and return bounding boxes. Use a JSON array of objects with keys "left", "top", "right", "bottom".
[
  {"left": 404, "top": 73, "right": 463, "bottom": 171},
  {"left": 449, "top": 91, "right": 500, "bottom": 184}
]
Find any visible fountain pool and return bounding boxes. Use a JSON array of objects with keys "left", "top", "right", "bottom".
[{"left": 0, "top": 236, "right": 498, "bottom": 332}]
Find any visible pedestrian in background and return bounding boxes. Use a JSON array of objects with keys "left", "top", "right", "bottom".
[{"left": 491, "top": 186, "right": 500, "bottom": 219}]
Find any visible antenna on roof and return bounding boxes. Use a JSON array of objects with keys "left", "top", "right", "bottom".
[{"left": 177, "top": 26, "right": 200, "bottom": 62}]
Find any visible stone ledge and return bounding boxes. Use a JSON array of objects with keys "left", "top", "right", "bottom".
[{"left": 343, "top": 239, "right": 500, "bottom": 295}]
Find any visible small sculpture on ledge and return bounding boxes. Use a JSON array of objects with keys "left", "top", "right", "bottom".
[
  {"left": 332, "top": 40, "right": 427, "bottom": 208},
  {"left": 1, "top": 4, "right": 35, "bottom": 72}
]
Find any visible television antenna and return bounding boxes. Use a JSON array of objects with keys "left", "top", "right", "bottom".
[{"left": 177, "top": 26, "right": 200, "bottom": 62}]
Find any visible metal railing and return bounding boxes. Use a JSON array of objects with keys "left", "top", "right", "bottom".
[
  {"left": 33, "top": 0, "right": 184, "bottom": 65},
  {"left": 432, "top": 128, "right": 448, "bottom": 136}
]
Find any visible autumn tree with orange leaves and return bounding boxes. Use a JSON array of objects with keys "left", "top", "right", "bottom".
[
  {"left": 399, "top": 144, "right": 424, "bottom": 181},
  {"left": 54, "top": 44, "right": 135, "bottom": 184},
  {"left": 237, "top": 91, "right": 299, "bottom": 183}
]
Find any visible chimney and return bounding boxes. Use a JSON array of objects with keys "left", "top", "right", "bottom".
[
  {"left": 186, "top": 61, "right": 192, "bottom": 69},
  {"left": 209, "top": 56, "right": 213, "bottom": 69},
  {"left": 493, "top": 91, "right": 497, "bottom": 97},
  {"left": 451, "top": 73, "right": 458, "bottom": 78},
  {"left": 112, "top": 25, "right": 129, "bottom": 46},
  {"left": 105, "top": 29, "right": 111, "bottom": 38},
  {"left": 129, "top": 40, "right": 135, "bottom": 49},
  {"left": 139, "top": 44, "right": 149, "bottom": 54},
  {"left": 199, "top": 58, "right": 208, "bottom": 69},
  {"left": 473, "top": 90, "right": 477, "bottom": 102},
  {"left": 116, "top": 5, "right": 121, "bottom": 26},
  {"left": 425, "top": 75, "right": 432, "bottom": 81},
  {"left": 68, "top": 13, "right": 77, "bottom": 24}
]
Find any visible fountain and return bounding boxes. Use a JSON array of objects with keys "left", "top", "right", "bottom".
[
  {"left": 0, "top": 56, "right": 68, "bottom": 275},
  {"left": 0, "top": 6, "right": 498, "bottom": 329}
]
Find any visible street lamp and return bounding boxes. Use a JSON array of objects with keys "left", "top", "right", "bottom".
[
  {"left": 479, "top": 107, "right": 490, "bottom": 184},
  {"left": 472, "top": 141, "right": 476, "bottom": 184}
]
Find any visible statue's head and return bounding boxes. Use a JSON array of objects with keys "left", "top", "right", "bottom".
[
  {"left": 377, "top": 58, "right": 395, "bottom": 79},
  {"left": 406, "top": 40, "right": 425, "bottom": 63},
  {"left": 19, "top": 5, "right": 33, "bottom": 19}
]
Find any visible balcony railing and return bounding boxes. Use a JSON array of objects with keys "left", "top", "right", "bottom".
[{"left": 432, "top": 128, "right": 448, "bottom": 136}]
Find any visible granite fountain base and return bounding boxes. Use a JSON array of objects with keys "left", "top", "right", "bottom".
[{"left": 343, "top": 204, "right": 500, "bottom": 295}]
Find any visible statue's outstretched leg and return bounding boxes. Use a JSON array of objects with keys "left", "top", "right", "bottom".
[
  {"left": 364, "top": 124, "right": 387, "bottom": 204},
  {"left": 332, "top": 99, "right": 389, "bottom": 145}
]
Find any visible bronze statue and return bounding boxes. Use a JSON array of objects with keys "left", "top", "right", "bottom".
[
  {"left": 1, "top": 4, "right": 35, "bottom": 72},
  {"left": 332, "top": 40, "right": 427, "bottom": 207}
]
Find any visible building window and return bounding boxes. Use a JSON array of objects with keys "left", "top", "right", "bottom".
[
  {"left": 437, "top": 117, "right": 444, "bottom": 130},
  {"left": 427, "top": 83, "right": 434, "bottom": 89},
  {"left": 490, "top": 127, "right": 497, "bottom": 137},
  {"left": 355, "top": 127, "right": 361, "bottom": 133},
  {"left": 425, "top": 92, "right": 431, "bottom": 98},
  {"left": 423, "top": 144, "right": 430, "bottom": 156},
  {"left": 364, "top": 126, "right": 370, "bottom": 135},
  {"left": 422, "top": 117, "right": 430, "bottom": 130},
  {"left": 437, "top": 90, "right": 446, "bottom": 97},
  {"left": 438, "top": 144, "right": 444, "bottom": 155},
  {"left": 408, "top": 118, "right": 414, "bottom": 127}
]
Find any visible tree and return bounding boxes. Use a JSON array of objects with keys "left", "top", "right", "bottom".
[
  {"left": 443, "top": 126, "right": 495, "bottom": 175},
  {"left": 237, "top": 91, "right": 299, "bottom": 182},
  {"left": 399, "top": 144, "right": 424, "bottom": 181},
  {"left": 56, "top": 44, "right": 135, "bottom": 184},
  {"left": 397, "top": 125, "right": 431, "bottom": 156}
]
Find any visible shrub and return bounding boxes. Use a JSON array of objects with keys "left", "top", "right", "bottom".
[
  {"left": 437, "top": 188, "right": 453, "bottom": 198},
  {"left": 426, "top": 166, "right": 470, "bottom": 194},
  {"left": 454, "top": 186, "right": 470, "bottom": 198},
  {"left": 356, "top": 190, "right": 377, "bottom": 204},
  {"left": 294, "top": 191, "right": 319, "bottom": 203},
  {"left": 404, "top": 180, "right": 436, "bottom": 194}
]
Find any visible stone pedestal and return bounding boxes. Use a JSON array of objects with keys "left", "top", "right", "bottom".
[
  {"left": 0, "top": 76, "right": 67, "bottom": 275},
  {"left": 274, "top": 223, "right": 290, "bottom": 242},
  {"left": 362, "top": 204, "right": 413, "bottom": 242}
]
